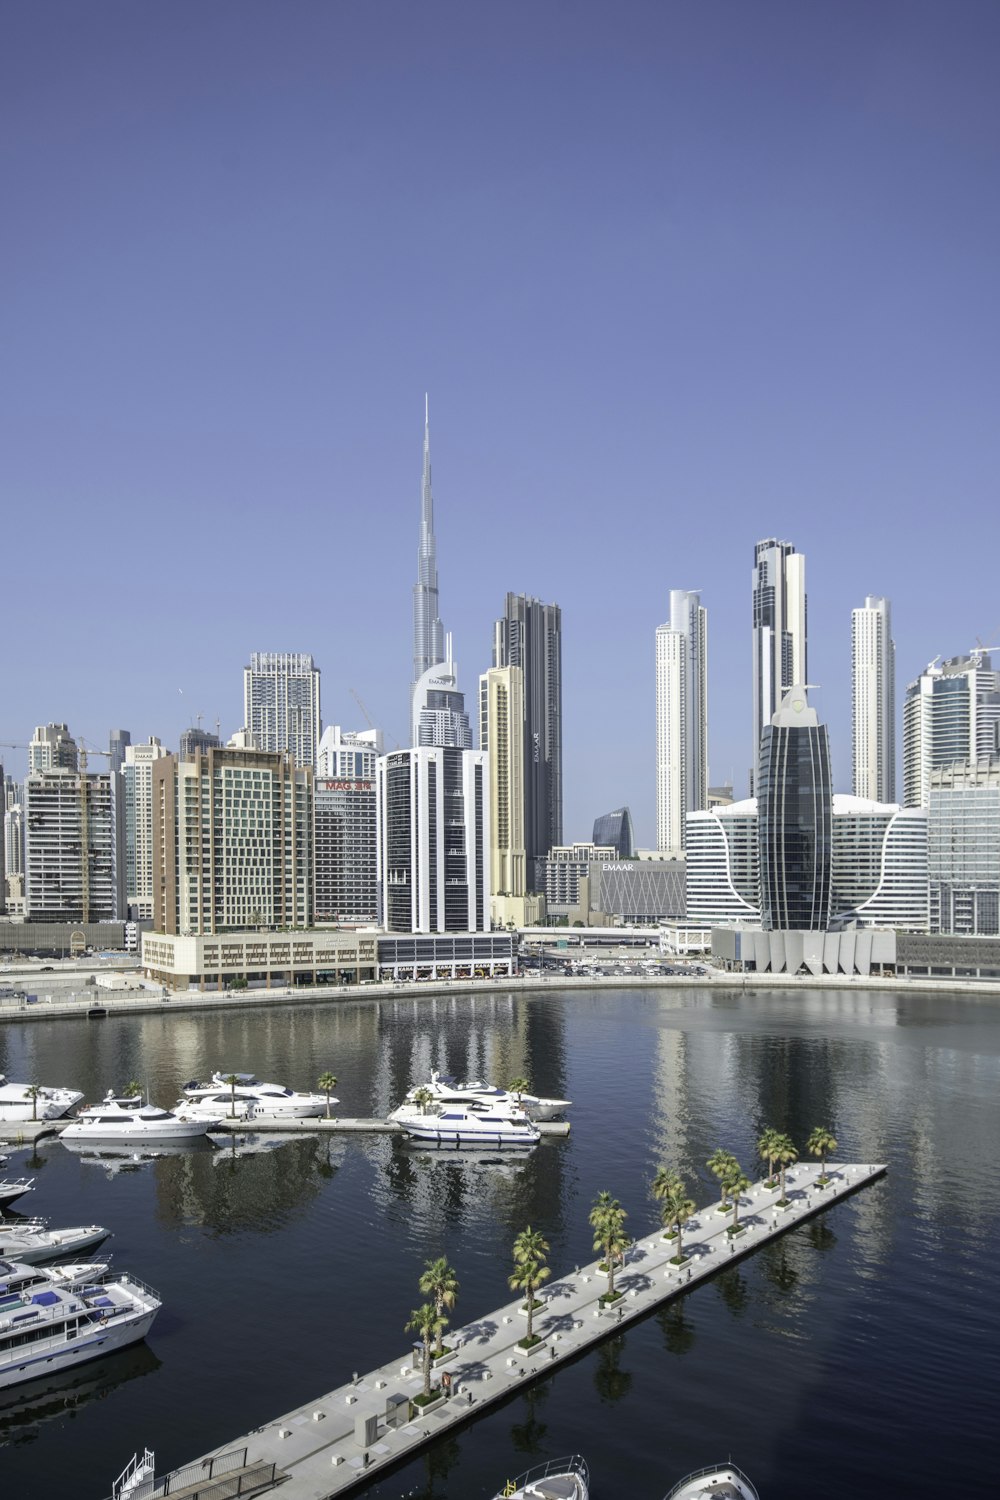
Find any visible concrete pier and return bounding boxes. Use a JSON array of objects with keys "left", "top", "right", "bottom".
[
  {"left": 146, "top": 1161, "right": 885, "bottom": 1500},
  {"left": 0, "top": 1117, "right": 570, "bottom": 1145}
]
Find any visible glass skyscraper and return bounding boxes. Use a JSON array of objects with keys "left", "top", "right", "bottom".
[
  {"left": 758, "top": 687, "right": 832, "bottom": 931},
  {"left": 493, "top": 592, "right": 562, "bottom": 892}
]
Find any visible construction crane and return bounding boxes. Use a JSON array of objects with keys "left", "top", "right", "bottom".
[{"left": 350, "top": 690, "right": 400, "bottom": 751}]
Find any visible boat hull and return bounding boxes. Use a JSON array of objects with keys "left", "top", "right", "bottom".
[
  {"left": 400, "top": 1123, "right": 539, "bottom": 1149},
  {"left": 0, "top": 1308, "right": 158, "bottom": 1393},
  {"left": 0, "top": 1227, "right": 110, "bottom": 1265},
  {"left": 60, "top": 1120, "right": 209, "bottom": 1144}
]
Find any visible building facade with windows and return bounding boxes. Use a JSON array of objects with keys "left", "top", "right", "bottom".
[
  {"left": 122, "top": 737, "right": 171, "bottom": 921},
  {"left": 655, "top": 589, "right": 707, "bottom": 852},
  {"left": 493, "top": 592, "right": 562, "bottom": 890},
  {"left": 592, "top": 806, "right": 635, "bottom": 859},
  {"left": 758, "top": 688, "right": 832, "bottom": 932},
  {"left": 152, "top": 745, "right": 313, "bottom": 935},
  {"left": 243, "top": 652, "right": 321, "bottom": 768},
  {"left": 751, "top": 539, "right": 806, "bottom": 790},
  {"left": 928, "top": 757, "right": 1000, "bottom": 935},
  {"left": 852, "top": 595, "right": 896, "bottom": 802},
  {"left": 903, "top": 653, "right": 1000, "bottom": 807},
  {"left": 24, "top": 768, "right": 119, "bottom": 922}
]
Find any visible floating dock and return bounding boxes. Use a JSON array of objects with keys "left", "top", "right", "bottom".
[
  {"left": 0, "top": 1117, "right": 570, "bottom": 1145},
  {"left": 139, "top": 1160, "right": 885, "bottom": 1500}
]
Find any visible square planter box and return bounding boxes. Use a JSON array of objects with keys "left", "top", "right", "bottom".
[
  {"left": 518, "top": 1299, "right": 545, "bottom": 1317},
  {"left": 408, "top": 1393, "right": 446, "bottom": 1420},
  {"left": 516, "top": 1335, "right": 548, "bottom": 1355}
]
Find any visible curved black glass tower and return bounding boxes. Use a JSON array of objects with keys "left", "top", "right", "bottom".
[{"left": 758, "top": 687, "right": 832, "bottom": 931}]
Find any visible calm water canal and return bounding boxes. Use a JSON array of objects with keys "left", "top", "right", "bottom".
[{"left": 1, "top": 983, "right": 998, "bottom": 1500}]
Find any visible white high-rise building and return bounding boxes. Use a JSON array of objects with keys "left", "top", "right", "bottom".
[
  {"left": 852, "top": 596, "right": 896, "bottom": 802},
  {"left": 314, "top": 726, "right": 382, "bottom": 925},
  {"left": 243, "top": 653, "right": 321, "bottom": 768},
  {"left": 122, "top": 737, "right": 170, "bottom": 920},
  {"left": 376, "top": 746, "right": 489, "bottom": 933},
  {"left": 28, "top": 723, "right": 78, "bottom": 773},
  {"left": 24, "top": 768, "right": 119, "bottom": 922},
  {"left": 655, "top": 589, "right": 707, "bottom": 853},
  {"left": 317, "top": 725, "right": 383, "bottom": 779},
  {"left": 903, "top": 652, "right": 1000, "bottom": 807},
  {"left": 411, "top": 640, "right": 472, "bottom": 749},
  {"left": 751, "top": 539, "right": 806, "bottom": 789},
  {"left": 928, "top": 757, "right": 1000, "bottom": 934}
]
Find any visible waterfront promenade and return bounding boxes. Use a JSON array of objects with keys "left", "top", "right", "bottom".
[{"left": 138, "top": 1160, "right": 884, "bottom": 1500}]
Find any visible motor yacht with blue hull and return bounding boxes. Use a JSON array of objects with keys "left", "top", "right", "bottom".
[
  {"left": 495, "top": 1455, "right": 589, "bottom": 1499},
  {"left": 0, "top": 1219, "right": 110, "bottom": 1265},
  {"left": 399, "top": 1103, "right": 541, "bottom": 1149},
  {"left": 0, "top": 1258, "right": 161, "bottom": 1393},
  {"left": 60, "top": 1093, "right": 216, "bottom": 1144},
  {"left": 664, "top": 1464, "right": 758, "bottom": 1500},
  {"left": 182, "top": 1072, "right": 331, "bottom": 1117}
]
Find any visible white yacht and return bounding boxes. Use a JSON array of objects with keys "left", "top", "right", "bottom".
[
  {"left": 59, "top": 1093, "right": 216, "bottom": 1144},
  {"left": 0, "top": 1219, "right": 110, "bottom": 1265},
  {"left": 495, "top": 1455, "right": 589, "bottom": 1499},
  {"left": 402, "top": 1071, "right": 570, "bottom": 1121},
  {"left": 0, "top": 1075, "right": 84, "bottom": 1122},
  {"left": 182, "top": 1072, "right": 331, "bottom": 1118},
  {"left": 663, "top": 1465, "right": 759, "bottom": 1500},
  {"left": 398, "top": 1102, "right": 541, "bottom": 1149},
  {"left": 0, "top": 1257, "right": 161, "bottom": 1391},
  {"left": 0, "top": 1179, "right": 34, "bottom": 1208},
  {"left": 173, "top": 1093, "right": 255, "bottom": 1122}
]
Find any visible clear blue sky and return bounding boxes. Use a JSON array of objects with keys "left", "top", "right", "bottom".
[{"left": 3, "top": 1, "right": 998, "bottom": 844}]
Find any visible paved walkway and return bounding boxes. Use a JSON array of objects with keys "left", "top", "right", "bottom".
[{"left": 146, "top": 1161, "right": 885, "bottom": 1500}]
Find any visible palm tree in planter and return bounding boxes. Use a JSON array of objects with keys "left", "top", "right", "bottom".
[
  {"left": 317, "top": 1072, "right": 338, "bottom": 1119},
  {"left": 406, "top": 1302, "right": 445, "bottom": 1402},
  {"left": 590, "top": 1193, "right": 629, "bottom": 1303},
  {"left": 773, "top": 1133, "right": 799, "bottom": 1205},
  {"left": 23, "top": 1083, "right": 42, "bottom": 1121},
  {"left": 412, "top": 1086, "right": 435, "bottom": 1116},
  {"left": 757, "top": 1127, "right": 782, "bottom": 1188},
  {"left": 651, "top": 1165, "right": 683, "bottom": 1213},
  {"left": 419, "top": 1257, "right": 460, "bottom": 1359},
  {"left": 707, "top": 1148, "right": 738, "bottom": 1214},
  {"left": 721, "top": 1161, "right": 751, "bottom": 1236},
  {"left": 222, "top": 1074, "right": 241, "bottom": 1118},
  {"left": 507, "top": 1077, "right": 530, "bottom": 1112},
  {"left": 122, "top": 1081, "right": 143, "bottom": 1102},
  {"left": 807, "top": 1126, "right": 837, "bottom": 1183},
  {"left": 509, "top": 1227, "right": 551, "bottom": 1347},
  {"left": 659, "top": 1178, "right": 696, "bottom": 1265}
]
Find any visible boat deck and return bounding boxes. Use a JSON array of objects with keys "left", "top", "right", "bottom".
[{"left": 145, "top": 1161, "right": 885, "bottom": 1500}]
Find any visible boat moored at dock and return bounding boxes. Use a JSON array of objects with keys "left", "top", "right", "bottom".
[
  {"left": 182, "top": 1073, "right": 331, "bottom": 1117},
  {"left": 0, "top": 1076, "right": 84, "bottom": 1122},
  {"left": 495, "top": 1454, "right": 590, "bottom": 1499},
  {"left": 60, "top": 1094, "right": 217, "bottom": 1144},
  {"left": 402, "top": 1070, "right": 571, "bottom": 1121},
  {"left": 398, "top": 1102, "right": 541, "bottom": 1149},
  {"left": 0, "top": 1219, "right": 110, "bottom": 1265},
  {"left": 0, "top": 1179, "right": 34, "bottom": 1209},
  {"left": 663, "top": 1464, "right": 759, "bottom": 1500}
]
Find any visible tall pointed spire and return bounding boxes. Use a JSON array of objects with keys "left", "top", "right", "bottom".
[{"left": 412, "top": 394, "right": 445, "bottom": 684}]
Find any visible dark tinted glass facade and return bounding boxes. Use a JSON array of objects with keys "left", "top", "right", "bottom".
[
  {"left": 592, "top": 807, "right": 635, "bottom": 858},
  {"left": 758, "top": 721, "right": 832, "bottom": 931}
]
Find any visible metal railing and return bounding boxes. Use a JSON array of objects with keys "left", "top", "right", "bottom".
[
  {"left": 499, "top": 1454, "right": 589, "bottom": 1496},
  {"left": 662, "top": 1464, "right": 758, "bottom": 1500}
]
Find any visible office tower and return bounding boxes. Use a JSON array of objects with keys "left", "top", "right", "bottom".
[
  {"left": 108, "top": 728, "right": 131, "bottom": 776},
  {"left": 928, "top": 757, "right": 1000, "bottom": 934},
  {"left": 412, "top": 395, "right": 446, "bottom": 686},
  {"left": 685, "top": 802, "right": 762, "bottom": 925},
  {"left": 592, "top": 806, "right": 635, "bottom": 858},
  {"left": 544, "top": 842, "right": 617, "bottom": 910},
  {"left": 852, "top": 596, "right": 896, "bottom": 802},
  {"left": 758, "top": 686, "right": 832, "bottom": 931},
  {"left": 243, "top": 653, "right": 321, "bottom": 768},
  {"left": 480, "top": 664, "right": 528, "bottom": 924},
  {"left": 179, "top": 725, "right": 221, "bottom": 759},
  {"left": 0, "top": 764, "right": 4, "bottom": 914},
  {"left": 493, "top": 593, "right": 562, "bottom": 890},
  {"left": 121, "top": 737, "right": 170, "bottom": 920},
  {"left": 655, "top": 588, "right": 708, "bottom": 852},
  {"left": 830, "top": 798, "right": 928, "bottom": 931},
  {"left": 152, "top": 745, "right": 313, "bottom": 935},
  {"left": 376, "top": 746, "right": 489, "bottom": 933},
  {"left": 28, "top": 723, "right": 78, "bottom": 773},
  {"left": 411, "top": 641, "right": 472, "bottom": 748},
  {"left": 314, "top": 727, "right": 380, "bottom": 925},
  {"left": 903, "top": 652, "right": 1000, "bottom": 807},
  {"left": 23, "top": 768, "right": 119, "bottom": 922},
  {"left": 751, "top": 539, "right": 807, "bottom": 787}
]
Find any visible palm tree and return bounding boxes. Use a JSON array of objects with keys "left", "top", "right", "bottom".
[
  {"left": 659, "top": 1179, "right": 696, "bottom": 1262},
  {"left": 722, "top": 1161, "right": 751, "bottom": 1235},
  {"left": 317, "top": 1072, "right": 338, "bottom": 1119},
  {"left": 419, "top": 1258, "right": 460, "bottom": 1358},
  {"left": 807, "top": 1126, "right": 838, "bottom": 1182},
  {"left": 122, "top": 1080, "right": 142, "bottom": 1101},
  {"left": 507, "top": 1077, "right": 530, "bottom": 1110},
  {"left": 412, "top": 1086, "right": 435, "bottom": 1116},
  {"left": 757, "top": 1126, "right": 782, "bottom": 1187},
  {"left": 222, "top": 1073, "right": 240, "bottom": 1118},
  {"left": 590, "top": 1193, "right": 629, "bottom": 1300},
  {"left": 23, "top": 1083, "right": 42, "bottom": 1122},
  {"left": 773, "top": 1133, "right": 799, "bottom": 1204},
  {"left": 651, "top": 1165, "right": 683, "bottom": 1210},
  {"left": 406, "top": 1302, "right": 444, "bottom": 1399},
  {"left": 707, "top": 1148, "right": 738, "bottom": 1212},
  {"left": 509, "top": 1227, "right": 551, "bottom": 1344}
]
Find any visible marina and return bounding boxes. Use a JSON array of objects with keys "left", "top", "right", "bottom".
[{"left": 152, "top": 1161, "right": 883, "bottom": 1499}]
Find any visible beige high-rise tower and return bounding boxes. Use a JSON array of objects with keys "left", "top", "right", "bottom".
[{"left": 480, "top": 664, "right": 540, "bottom": 926}]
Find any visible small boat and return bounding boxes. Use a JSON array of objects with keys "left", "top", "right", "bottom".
[
  {"left": 0, "top": 1257, "right": 161, "bottom": 1391},
  {"left": 495, "top": 1455, "right": 589, "bottom": 1499},
  {"left": 0, "top": 1219, "right": 110, "bottom": 1265},
  {"left": 0, "top": 1179, "right": 34, "bottom": 1209},
  {"left": 182, "top": 1073, "right": 331, "bottom": 1118},
  {"left": 398, "top": 1102, "right": 540, "bottom": 1149},
  {"left": 59, "top": 1093, "right": 216, "bottom": 1144},
  {"left": 0, "top": 1075, "right": 84, "bottom": 1122},
  {"left": 403, "top": 1070, "right": 570, "bottom": 1121},
  {"left": 663, "top": 1465, "right": 759, "bottom": 1500}
]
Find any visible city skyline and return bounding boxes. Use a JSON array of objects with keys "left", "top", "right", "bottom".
[{"left": 4, "top": 3, "right": 999, "bottom": 845}]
